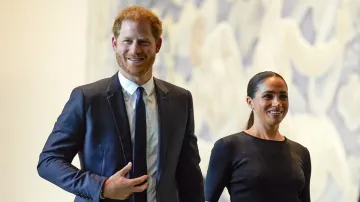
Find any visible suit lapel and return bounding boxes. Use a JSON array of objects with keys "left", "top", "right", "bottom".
[
  {"left": 106, "top": 73, "right": 133, "bottom": 168},
  {"left": 154, "top": 78, "right": 170, "bottom": 182}
]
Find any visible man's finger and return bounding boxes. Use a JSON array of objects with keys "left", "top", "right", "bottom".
[
  {"left": 128, "top": 175, "right": 148, "bottom": 186},
  {"left": 131, "top": 181, "right": 149, "bottom": 193},
  {"left": 118, "top": 162, "right": 132, "bottom": 176}
]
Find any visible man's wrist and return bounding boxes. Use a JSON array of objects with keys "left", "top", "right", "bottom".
[
  {"left": 101, "top": 178, "right": 112, "bottom": 199},
  {"left": 100, "top": 185, "right": 105, "bottom": 199},
  {"left": 100, "top": 179, "right": 109, "bottom": 199}
]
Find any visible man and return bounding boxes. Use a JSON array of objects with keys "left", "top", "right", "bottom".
[{"left": 37, "top": 5, "right": 204, "bottom": 202}]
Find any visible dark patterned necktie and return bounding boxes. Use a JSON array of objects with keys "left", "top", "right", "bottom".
[{"left": 133, "top": 87, "right": 147, "bottom": 202}]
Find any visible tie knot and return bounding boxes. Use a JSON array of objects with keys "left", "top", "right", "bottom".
[{"left": 136, "top": 87, "right": 144, "bottom": 98}]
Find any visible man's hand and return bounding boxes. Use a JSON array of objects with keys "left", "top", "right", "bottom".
[{"left": 102, "top": 162, "right": 148, "bottom": 200}]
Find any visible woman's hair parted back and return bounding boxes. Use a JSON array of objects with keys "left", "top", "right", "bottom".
[
  {"left": 112, "top": 5, "right": 163, "bottom": 39},
  {"left": 246, "top": 71, "right": 287, "bottom": 129}
]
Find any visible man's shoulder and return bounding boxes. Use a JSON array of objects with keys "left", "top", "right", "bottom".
[
  {"left": 74, "top": 76, "right": 112, "bottom": 97},
  {"left": 155, "top": 78, "right": 190, "bottom": 96}
]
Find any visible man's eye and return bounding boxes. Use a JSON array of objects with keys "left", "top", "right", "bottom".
[{"left": 280, "top": 94, "right": 288, "bottom": 99}]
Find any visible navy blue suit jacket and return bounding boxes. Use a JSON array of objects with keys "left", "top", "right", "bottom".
[{"left": 37, "top": 73, "right": 204, "bottom": 202}]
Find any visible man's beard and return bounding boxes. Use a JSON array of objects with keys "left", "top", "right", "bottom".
[{"left": 115, "top": 53, "right": 155, "bottom": 77}]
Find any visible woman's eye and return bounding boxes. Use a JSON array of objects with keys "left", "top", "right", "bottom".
[{"left": 263, "top": 94, "right": 273, "bottom": 99}]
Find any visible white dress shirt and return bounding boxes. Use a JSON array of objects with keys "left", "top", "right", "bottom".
[{"left": 118, "top": 72, "right": 158, "bottom": 202}]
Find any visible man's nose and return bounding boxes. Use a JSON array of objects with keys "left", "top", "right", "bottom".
[{"left": 129, "top": 42, "right": 141, "bottom": 54}]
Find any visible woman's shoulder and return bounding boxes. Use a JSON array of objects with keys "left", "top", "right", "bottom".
[
  {"left": 209, "top": 132, "right": 249, "bottom": 158},
  {"left": 213, "top": 132, "right": 250, "bottom": 148},
  {"left": 285, "top": 138, "right": 310, "bottom": 156}
]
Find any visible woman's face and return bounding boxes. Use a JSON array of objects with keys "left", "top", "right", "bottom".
[{"left": 248, "top": 76, "right": 289, "bottom": 127}]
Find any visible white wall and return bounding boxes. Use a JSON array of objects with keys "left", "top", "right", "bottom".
[{"left": 0, "top": 0, "right": 87, "bottom": 201}]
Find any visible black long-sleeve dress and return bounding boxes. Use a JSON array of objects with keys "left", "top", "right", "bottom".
[{"left": 205, "top": 131, "right": 311, "bottom": 202}]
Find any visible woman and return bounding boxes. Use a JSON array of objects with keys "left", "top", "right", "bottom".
[{"left": 205, "top": 71, "right": 311, "bottom": 202}]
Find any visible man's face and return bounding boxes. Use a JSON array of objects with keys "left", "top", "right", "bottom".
[{"left": 112, "top": 19, "right": 162, "bottom": 82}]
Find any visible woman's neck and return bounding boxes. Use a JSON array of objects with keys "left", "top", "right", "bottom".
[{"left": 245, "top": 122, "right": 284, "bottom": 141}]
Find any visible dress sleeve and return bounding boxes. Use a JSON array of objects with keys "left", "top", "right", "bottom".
[
  {"left": 299, "top": 147, "right": 311, "bottom": 202},
  {"left": 205, "top": 138, "right": 232, "bottom": 202}
]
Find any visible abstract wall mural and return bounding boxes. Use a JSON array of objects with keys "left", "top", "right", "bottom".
[{"left": 87, "top": 0, "right": 360, "bottom": 201}]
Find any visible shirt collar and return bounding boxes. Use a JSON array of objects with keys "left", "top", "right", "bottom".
[{"left": 118, "top": 71, "right": 154, "bottom": 96}]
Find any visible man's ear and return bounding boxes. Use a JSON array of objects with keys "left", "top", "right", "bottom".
[
  {"left": 246, "top": 97, "right": 253, "bottom": 109},
  {"left": 155, "top": 38, "right": 162, "bottom": 53},
  {"left": 112, "top": 36, "right": 117, "bottom": 51}
]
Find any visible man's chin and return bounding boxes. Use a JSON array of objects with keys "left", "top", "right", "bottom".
[
  {"left": 128, "top": 69, "right": 150, "bottom": 78},
  {"left": 118, "top": 63, "right": 151, "bottom": 77},
  {"left": 129, "top": 72, "right": 145, "bottom": 77}
]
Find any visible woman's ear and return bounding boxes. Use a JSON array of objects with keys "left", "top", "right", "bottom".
[{"left": 246, "top": 96, "right": 253, "bottom": 109}]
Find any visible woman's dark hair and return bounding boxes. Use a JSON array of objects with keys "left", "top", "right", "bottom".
[{"left": 246, "top": 71, "right": 287, "bottom": 129}]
